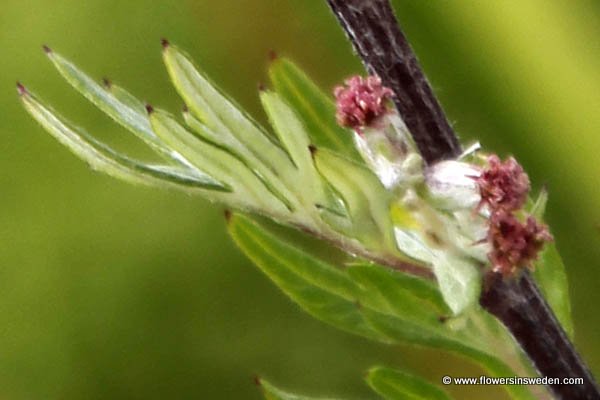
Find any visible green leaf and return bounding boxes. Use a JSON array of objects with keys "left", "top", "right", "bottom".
[
  {"left": 259, "top": 379, "right": 342, "bottom": 400},
  {"left": 45, "top": 50, "right": 186, "bottom": 166},
  {"left": 148, "top": 108, "right": 291, "bottom": 214},
  {"left": 228, "top": 213, "right": 536, "bottom": 400},
  {"left": 347, "top": 263, "right": 448, "bottom": 324},
  {"left": 313, "top": 149, "right": 399, "bottom": 255},
  {"left": 260, "top": 91, "right": 312, "bottom": 171},
  {"left": 260, "top": 90, "right": 343, "bottom": 213},
  {"left": 227, "top": 213, "right": 388, "bottom": 342},
  {"left": 103, "top": 79, "right": 147, "bottom": 115},
  {"left": 534, "top": 243, "right": 574, "bottom": 337},
  {"left": 19, "top": 87, "right": 227, "bottom": 192},
  {"left": 363, "top": 312, "right": 537, "bottom": 400},
  {"left": 348, "top": 264, "right": 478, "bottom": 353},
  {"left": 228, "top": 212, "right": 455, "bottom": 347},
  {"left": 366, "top": 308, "right": 452, "bottom": 347},
  {"left": 162, "top": 43, "right": 307, "bottom": 213},
  {"left": 268, "top": 57, "right": 360, "bottom": 161},
  {"left": 393, "top": 226, "right": 481, "bottom": 315},
  {"left": 181, "top": 108, "right": 297, "bottom": 212},
  {"left": 431, "top": 254, "right": 480, "bottom": 315},
  {"left": 366, "top": 367, "right": 452, "bottom": 400}
]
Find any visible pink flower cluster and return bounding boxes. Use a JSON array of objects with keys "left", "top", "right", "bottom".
[
  {"left": 487, "top": 211, "right": 553, "bottom": 276},
  {"left": 477, "top": 155, "right": 552, "bottom": 276},
  {"left": 334, "top": 75, "right": 393, "bottom": 130},
  {"left": 477, "top": 155, "right": 530, "bottom": 212}
]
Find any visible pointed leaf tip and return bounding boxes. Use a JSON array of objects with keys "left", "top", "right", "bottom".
[
  {"left": 161, "top": 38, "right": 170, "bottom": 49},
  {"left": 42, "top": 44, "right": 52, "bottom": 54},
  {"left": 16, "top": 82, "right": 27, "bottom": 96},
  {"left": 145, "top": 104, "right": 154, "bottom": 114}
]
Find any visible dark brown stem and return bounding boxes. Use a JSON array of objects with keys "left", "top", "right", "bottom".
[
  {"left": 481, "top": 271, "right": 600, "bottom": 399},
  {"left": 326, "top": 0, "right": 462, "bottom": 164},
  {"left": 326, "top": 1, "right": 600, "bottom": 398}
]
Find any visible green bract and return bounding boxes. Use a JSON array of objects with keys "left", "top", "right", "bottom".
[{"left": 19, "top": 42, "right": 571, "bottom": 400}]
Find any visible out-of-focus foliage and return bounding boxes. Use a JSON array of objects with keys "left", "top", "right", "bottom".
[{"left": 2, "top": 1, "right": 600, "bottom": 399}]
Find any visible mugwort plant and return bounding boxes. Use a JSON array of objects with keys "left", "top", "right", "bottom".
[{"left": 18, "top": 0, "right": 598, "bottom": 399}]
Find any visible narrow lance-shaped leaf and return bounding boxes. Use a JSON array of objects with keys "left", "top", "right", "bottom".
[
  {"left": 18, "top": 85, "right": 227, "bottom": 193},
  {"left": 103, "top": 78, "right": 147, "bottom": 115},
  {"left": 148, "top": 107, "right": 290, "bottom": 215},
  {"left": 44, "top": 48, "right": 190, "bottom": 167},
  {"left": 260, "top": 91, "right": 313, "bottom": 175},
  {"left": 227, "top": 213, "right": 388, "bottom": 342},
  {"left": 347, "top": 263, "right": 448, "bottom": 325},
  {"left": 182, "top": 108, "right": 297, "bottom": 213},
  {"left": 268, "top": 57, "right": 360, "bottom": 161},
  {"left": 227, "top": 212, "right": 536, "bottom": 400},
  {"left": 161, "top": 43, "right": 297, "bottom": 183},
  {"left": 182, "top": 106, "right": 240, "bottom": 151},
  {"left": 260, "top": 90, "right": 343, "bottom": 214},
  {"left": 228, "top": 214, "right": 465, "bottom": 348},
  {"left": 313, "top": 148, "right": 399, "bottom": 255},
  {"left": 366, "top": 367, "right": 453, "bottom": 400}
]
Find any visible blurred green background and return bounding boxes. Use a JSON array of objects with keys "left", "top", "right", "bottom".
[{"left": 2, "top": 1, "right": 600, "bottom": 399}]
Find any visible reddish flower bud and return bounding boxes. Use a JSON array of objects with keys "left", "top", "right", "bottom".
[
  {"left": 487, "top": 210, "right": 553, "bottom": 276},
  {"left": 476, "top": 155, "right": 530, "bottom": 212},
  {"left": 334, "top": 75, "right": 393, "bottom": 130}
]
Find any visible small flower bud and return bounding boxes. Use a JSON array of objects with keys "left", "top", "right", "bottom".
[
  {"left": 477, "top": 155, "right": 530, "bottom": 212},
  {"left": 487, "top": 210, "right": 553, "bottom": 276},
  {"left": 334, "top": 75, "right": 393, "bottom": 130},
  {"left": 425, "top": 160, "right": 481, "bottom": 211}
]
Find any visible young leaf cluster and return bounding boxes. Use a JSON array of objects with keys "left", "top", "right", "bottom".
[
  {"left": 20, "top": 43, "right": 421, "bottom": 276},
  {"left": 18, "top": 42, "right": 573, "bottom": 400}
]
